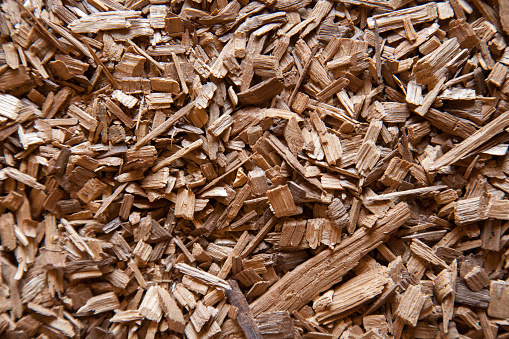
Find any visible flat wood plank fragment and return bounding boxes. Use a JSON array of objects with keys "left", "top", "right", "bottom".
[
  {"left": 3, "top": 167, "right": 45, "bottom": 191},
  {"left": 395, "top": 285, "right": 425, "bottom": 326}
]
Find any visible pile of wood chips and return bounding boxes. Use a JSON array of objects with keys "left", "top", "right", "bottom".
[{"left": 3, "top": 0, "right": 509, "bottom": 337}]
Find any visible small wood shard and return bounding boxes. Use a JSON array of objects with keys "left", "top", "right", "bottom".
[
  {"left": 175, "top": 189, "right": 195, "bottom": 220},
  {"left": 395, "top": 284, "right": 425, "bottom": 326},
  {"left": 226, "top": 280, "right": 263, "bottom": 339},
  {"left": 367, "top": 3, "right": 438, "bottom": 32},
  {"left": 488, "top": 280, "right": 509, "bottom": 319},
  {"left": 158, "top": 286, "right": 186, "bottom": 333},
  {"left": 315, "top": 267, "right": 389, "bottom": 323},
  {"left": 77, "top": 292, "right": 120, "bottom": 314},
  {"left": 266, "top": 185, "right": 301, "bottom": 218},
  {"left": 3, "top": 167, "right": 45, "bottom": 191}
]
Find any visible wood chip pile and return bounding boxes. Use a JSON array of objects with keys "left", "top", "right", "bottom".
[{"left": 3, "top": 0, "right": 509, "bottom": 337}]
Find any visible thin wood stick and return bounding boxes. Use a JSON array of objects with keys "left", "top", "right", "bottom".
[
  {"left": 288, "top": 45, "right": 320, "bottom": 107},
  {"left": 134, "top": 100, "right": 196, "bottom": 149},
  {"left": 365, "top": 185, "right": 449, "bottom": 201}
]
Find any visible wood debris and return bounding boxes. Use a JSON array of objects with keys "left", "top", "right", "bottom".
[{"left": 2, "top": 0, "right": 509, "bottom": 338}]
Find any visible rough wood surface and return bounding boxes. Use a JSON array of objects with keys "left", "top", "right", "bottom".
[{"left": 2, "top": 0, "right": 509, "bottom": 338}]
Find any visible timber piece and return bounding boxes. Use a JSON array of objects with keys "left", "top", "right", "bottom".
[
  {"left": 171, "top": 52, "right": 188, "bottom": 95},
  {"left": 77, "top": 178, "right": 108, "bottom": 204},
  {"left": 306, "top": 218, "right": 341, "bottom": 249},
  {"left": 173, "top": 236, "right": 195, "bottom": 263},
  {"left": 284, "top": 117, "right": 305, "bottom": 156},
  {"left": 481, "top": 219, "right": 501, "bottom": 252},
  {"left": 367, "top": 3, "right": 438, "bottom": 33},
  {"left": 434, "top": 260, "right": 457, "bottom": 333},
  {"left": 94, "top": 183, "right": 128, "bottom": 218},
  {"left": 409, "top": 239, "right": 448, "bottom": 269},
  {"left": 355, "top": 141, "right": 380, "bottom": 176},
  {"left": 78, "top": 34, "right": 119, "bottom": 89},
  {"left": 414, "top": 77, "right": 446, "bottom": 116},
  {"left": 488, "top": 280, "right": 509, "bottom": 319},
  {"left": 365, "top": 185, "right": 448, "bottom": 202},
  {"left": 233, "top": 31, "right": 246, "bottom": 58},
  {"left": 448, "top": 19, "right": 479, "bottom": 49},
  {"left": 309, "top": 110, "right": 342, "bottom": 165},
  {"left": 119, "top": 194, "right": 134, "bottom": 220},
  {"left": 403, "top": 15, "right": 417, "bottom": 41},
  {"left": 501, "top": 0, "right": 509, "bottom": 34},
  {"left": 128, "top": 259, "right": 147, "bottom": 289},
  {"left": 487, "top": 199, "right": 509, "bottom": 219},
  {"left": 265, "top": 133, "right": 323, "bottom": 190},
  {"left": 240, "top": 216, "right": 278, "bottom": 259},
  {"left": 104, "top": 97, "right": 135, "bottom": 129},
  {"left": 464, "top": 266, "right": 490, "bottom": 292},
  {"left": 115, "top": 52, "right": 146, "bottom": 77},
  {"left": 219, "top": 183, "right": 252, "bottom": 228},
  {"left": 430, "top": 110, "right": 509, "bottom": 172},
  {"left": 146, "top": 93, "right": 176, "bottom": 111},
  {"left": 237, "top": 76, "right": 284, "bottom": 105},
  {"left": 477, "top": 309, "right": 497, "bottom": 339},
  {"left": 394, "top": 23, "right": 440, "bottom": 59},
  {"left": 250, "top": 202, "right": 411, "bottom": 316},
  {"left": 327, "top": 198, "right": 349, "bottom": 229},
  {"left": 424, "top": 108, "right": 477, "bottom": 140},
  {"left": 112, "top": 90, "right": 138, "bottom": 109},
  {"left": 175, "top": 189, "right": 195, "bottom": 221},
  {"left": 139, "top": 286, "right": 163, "bottom": 322},
  {"left": 67, "top": 104, "right": 98, "bottom": 131},
  {"left": 0, "top": 213, "right": 16, "bottom": 251},
  {"left": 176, "top": 263, "right": 229, "bottom": 290},
  {"left": 190, "top": 301, "right": 215, "bottom": 332},
  {"left": 0, "top": 94, "right": 22, "bottom": 120},
  {"left": 3, "top": 168, "right": 45, "bottom": 191},
  {"left": 153, "top": 139, "right": 203, "bottom": 171},
  {"left": 314, "top": 267, "right": 389, "bottom": 323},
  {"left": 487, "top": 62, "right": 508, "bottom": 87},
  {"left": 412, "top": 38, "right": 460, "bottom": 86},
  {"left": 255, "top": 311, "right": 294, "bottom": 338},
  {"left": 68, "top": 11, "right": 141, "bottom": 33},
  {"left": 134, "top": 101, "right": 195, "bottom": 149},
  {"left": 150, "top": 78, "right": 180, "bottom": 94},
  {"left": 316, "top": 78, "right": 350, "bottom": 102},
  {"left": 455, "top": 306, "right": 481, "bottom": 330},
  {"left": 380, "top": 157, "right": 413, "bottom": 189},
  {"left": 1, "top": 191, "right": 23, "bottom": 211},
  {"left": 395, "top": 284, "right": 425, "bottom": 326},
  {"left": 217, "top": 231, "right": 250, "bottom": 279},
  {"left": 208, "top": 114, "right": 233, "bottom": 138},
  {"left": 141, "top": 168, "right": 170, "bottom": 190},
  {"left": 77, "top": 292, "right": 120, "bottom": 314},
  {"left": 225, "top": 280, "right": 263, "bottom": 339},
  {"left": 266, "top": 185, "right": 301, "bottom": 218},
  {"left": 197, "top": 154, "right": 253, "bottom": 194}
]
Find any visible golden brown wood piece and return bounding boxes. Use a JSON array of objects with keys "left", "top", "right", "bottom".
[
  {"left": 134, "top": 101, "right": 196, "bottom": 149},
  {"left": 250, "top": 202, "right": 410, "bottom": 316},
  {"left": 430, "top": 110, "right": 509, "bottom": 171}
]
